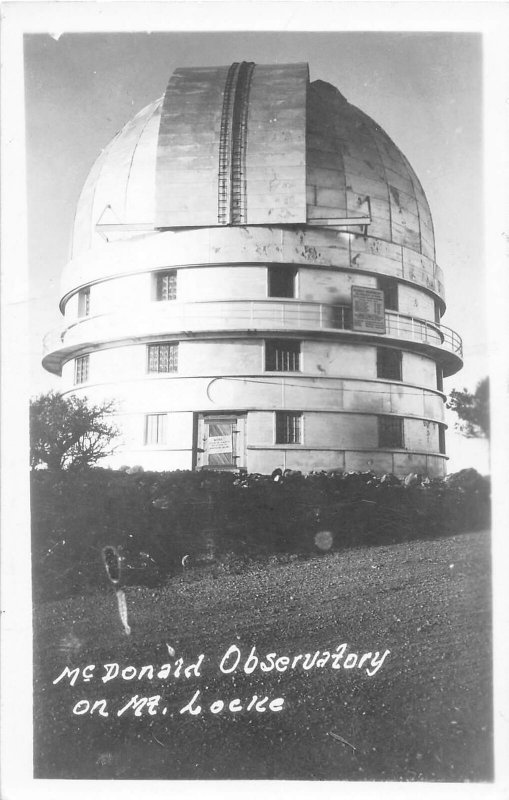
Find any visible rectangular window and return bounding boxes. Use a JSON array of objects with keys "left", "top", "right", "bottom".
[
  {"left": 434, "top": 301, "right": 441, "bottom": 324},
  {"left": 438, "top": 424, "right": 446, "bottom": 455},
  {"left": 78, "top": 287, "right": 90, "bottom": 317},
  {"left": 378, "top": 277, "right": 398, "bottom": 311},
  {"left": 377, "top": 347, "right": 402, "bottom": 381},
  {"left": 268, "top": 266, "right": 296, "bottom": 298},
  {"left": 275, "top": 412, "right": 302, "bottom": 444},
  {"left": 436, "top": 364, "right": 444, "bottom": 392},
  {"left": 265, "top": 340, "right": 300, "bottom": 372},
  {"left": 74, "top": 355, "right": 89, "bottom": 384},
  {"left": 145, "top": 414, "right": 168, "bottom": 445},
  {"left": 156, "top": 270, "right": 177, "bottom": 301},
  {"left": 147, "top": 343, "right": 178, "bottom": 373},
  {"left": 378, "top": 416, "right": 404, "bottom": 449}
]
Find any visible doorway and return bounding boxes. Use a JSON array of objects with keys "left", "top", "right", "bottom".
[{"left": 196, "top": 414, "right": 247, "bottom": 470}]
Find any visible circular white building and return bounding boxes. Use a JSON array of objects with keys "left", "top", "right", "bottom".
[{"left": 43, "top": 62, "right": 462, "bottom": 476}]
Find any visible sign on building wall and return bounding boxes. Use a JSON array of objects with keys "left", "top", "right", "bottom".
[
  {"left": 207, "top": 435, "right": 232, "bottom": 454},
  {"left": 351, "top": 286, "right": 386, "bottom": 333}
]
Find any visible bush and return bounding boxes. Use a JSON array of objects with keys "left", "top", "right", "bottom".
[{"left": 31, "top": 468, "right": 490, "bottom": 601}]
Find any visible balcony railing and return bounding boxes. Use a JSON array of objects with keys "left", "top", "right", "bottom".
[
  {"left": 385, "top": 312, "right": 462, "bottom": 356},
  {"left": 43, "top": 299, "right": 463, "bottom": 360}
]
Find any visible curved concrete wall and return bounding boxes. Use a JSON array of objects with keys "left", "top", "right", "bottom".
[
  {"left": 61, "top": 340, "right": 441, "bottom": 391},
  {"left": 63, "top": 265, "right": 437, "bottom": 322},
  {"left": 61, "top": 228, "right": 445, "bottom": 308}
]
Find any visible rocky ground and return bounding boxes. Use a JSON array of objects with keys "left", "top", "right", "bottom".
[{"left": 33, "top": 529, "right": 492, "bottom": 781}]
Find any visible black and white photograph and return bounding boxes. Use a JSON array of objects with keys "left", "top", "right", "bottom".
[{"left": 1, "top": 1, "right": 508, "bottom": 796}]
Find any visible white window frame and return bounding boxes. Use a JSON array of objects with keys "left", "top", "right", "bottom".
[{"left": 144, "top": 413, "right": 168, "bottom": 445}]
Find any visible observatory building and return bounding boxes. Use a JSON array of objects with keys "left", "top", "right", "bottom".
[{"left": 43, "top": 62, "right": 462, "bottom": 476}]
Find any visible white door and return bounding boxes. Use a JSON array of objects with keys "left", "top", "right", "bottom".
[{"left": 196, "top": 415, "right": 246, "bottom": 470}]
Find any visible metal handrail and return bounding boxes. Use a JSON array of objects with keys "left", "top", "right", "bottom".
[{"left": 43, "top": 300, "right": 463, "bottom": 359}]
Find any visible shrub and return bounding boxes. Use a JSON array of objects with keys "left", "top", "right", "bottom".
[{"left": 31, "top": 468, "right": 490, "bottom": 601}]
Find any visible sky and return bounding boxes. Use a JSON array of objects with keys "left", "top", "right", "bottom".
[{"left": 23, "top": 30, "right": 488, "bottom": 471}]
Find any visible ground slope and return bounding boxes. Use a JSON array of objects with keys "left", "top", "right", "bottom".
[{"left": 33, "top": 530, "right": 492, "bottom": 781}]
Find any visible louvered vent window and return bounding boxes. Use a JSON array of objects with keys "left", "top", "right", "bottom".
[
  {"left": 147, "top": 343, "right": 178, "bottom": 373},
  {"left": 74, "top": 355, "right": 89, "bottom": 385},
  {"left": 78, "top": 287, "right": 90, "bottom": 317},
  {"left": 156, "top": 270, "right": 177, "bottom": 301}
]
